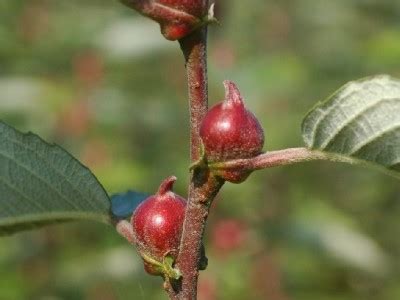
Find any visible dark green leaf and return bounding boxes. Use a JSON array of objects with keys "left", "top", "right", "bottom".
[{"left": 0, "top": 121, "right": 111, "bottom": 235}]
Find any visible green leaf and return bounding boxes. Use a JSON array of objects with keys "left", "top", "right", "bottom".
[
  {"left": 0, "top": 121, "right": 111, "bottom": 235},
  {"left": 302, "top": 75, "right": 400, "bottom": 175}
]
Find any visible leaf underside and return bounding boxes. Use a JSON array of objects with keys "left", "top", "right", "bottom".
[
  {"left": 111, "top": 190, "right": 149, "bottom": 219},
  {"left": 302, "top": 75, "right": 400, "bottom": 174},
  {"left": 0, "top": 121, "right": 111, "bottom": 236}
]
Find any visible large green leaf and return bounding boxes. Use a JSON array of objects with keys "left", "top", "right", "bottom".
[
  {"left": 0, "top": 121, "right": 111, "bottom": 235},
  {"left": 302, "top": 75, "right": 400, "bottom": 174}
]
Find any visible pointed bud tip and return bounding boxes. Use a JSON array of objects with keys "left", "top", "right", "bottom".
[
  {"left": 223, "top": 80, "right": 244, "bottom": 106},
  {"left": 157, "top": 176, "right": 177, "bottom": 195}
]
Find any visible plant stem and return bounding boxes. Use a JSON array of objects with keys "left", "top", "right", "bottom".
[
  {"left": 174, "top": 170, "right": 223, "bottom": 299},
  {"left": 209, "top": 147, "right": 354, "bottom": 171},
  {"left": 179, "top": 28, "right": 208, "bottom": 162},
  {"left": 166, "top": 17, "right": 224, "bottom": 300}
]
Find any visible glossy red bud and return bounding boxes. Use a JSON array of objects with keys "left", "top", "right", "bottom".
[
  {"left": 120, "top": 0, "right": 208, "bottom": 40},
  {"left": 158, "top": 0, "right": 205, "bottom": 18},
  {"left": 161, "top": 23, "right": 194, "bottom": 41},
  {"left": 200, "top": 81, "right": 265, "bottom": 183},
  {"left": 132, "top": 176, "right": 186, "bottom": 274}
]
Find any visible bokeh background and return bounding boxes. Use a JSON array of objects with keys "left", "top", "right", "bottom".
[{"left": 1, "top": 1, "right": 400, "bottom": 299}]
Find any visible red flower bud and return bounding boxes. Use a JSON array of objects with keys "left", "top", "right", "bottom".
[
  {"left": 132, "top": 176, "right": 186, "bottom": 268},
  {"left": 120, "top": 0, "right": 210, "bottom": 40},
  {"left": 200, "top": 81, "right": 265, "bottom": 183}
]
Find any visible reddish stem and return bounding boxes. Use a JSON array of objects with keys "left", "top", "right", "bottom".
[
  {"left": 179, "top": 27, "right": 208, "bottom": 162},
  {"left": 208, "top": 147, "right": 351, "bottom": 171},
  {"left": 168, "top": 15, "right": 224, "bottom": 300},
  {"left": 174, "top": 171, "right": 223, "bottom": 299}
]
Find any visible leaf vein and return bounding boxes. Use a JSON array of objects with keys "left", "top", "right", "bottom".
[
  {"left": 309, "top": 81, "right": 367, "bottom": 146},
  {"left": 349, "top": 123, "right": 400, "bottom": 156},
  {"left": 0, "top": 176, "right": 45, "bottom": 211},
  {"left": 0, "top": 150, "right": 81, "bottom": 210},
  {"left": 321, "top": 98, "right": 400, "bottom": 149},
  {"left": 3, "top": 134, "right": 99, "bottom": 211}
]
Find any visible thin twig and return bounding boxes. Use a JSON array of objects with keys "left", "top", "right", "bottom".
[
  {"left": 174, "top": 170, "right": 223, "bottom": 299},
  {"left": 169, "top": 12, "right": 224, "bottom": 299},
  {"left": 209, "top": 147, "right": 355, "bottom": 171},
  {"left": 179, "top": 30, "right": 208, "bottom": 162}
]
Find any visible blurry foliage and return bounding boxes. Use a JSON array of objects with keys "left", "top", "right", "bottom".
[{"left": 0, "top": 0, "right": 400, "bottom": 299}]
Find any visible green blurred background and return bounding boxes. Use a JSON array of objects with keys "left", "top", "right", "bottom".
[{"left": 1, "top": 0, "right": 400, "bottom": 299}]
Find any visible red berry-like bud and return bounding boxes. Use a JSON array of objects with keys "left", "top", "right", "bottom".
[
  {"left": 157, "top": 0, "right": 204, "bottom": 18},
  {"left": 132, "top": 176, "right": 186, "bottom": 275},
  {"left": 161, "top": 23, "right": 194, "bottom": 41},
  {"left": 200, "top": 81, "right": 265, "bottom": 183},
  {"left": 120, "top": 0, "right": 209, "bottom": 41}
]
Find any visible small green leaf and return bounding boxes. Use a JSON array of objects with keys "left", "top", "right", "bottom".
[
  {"left": 0, "top": 121, "right": 111, "bottom": 235},
  {"left": 302, "top": 75, "right": 400, "bottom": 175},
  {"left": 163, "top": 255, "right": 182, "bottom": 280}
]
